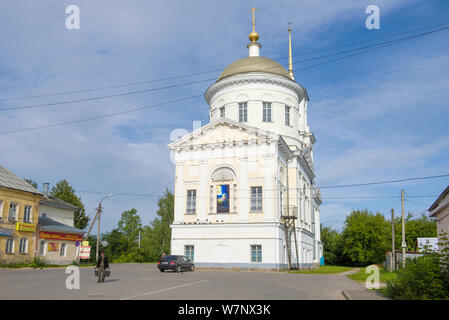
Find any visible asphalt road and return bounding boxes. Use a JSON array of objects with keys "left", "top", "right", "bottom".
[{"left": 0, "top": 263, "right": 366, "bottom": 300}]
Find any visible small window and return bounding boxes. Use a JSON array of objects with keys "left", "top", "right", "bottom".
[
  {"left": 40, "top": 240, "right": 46, "bottom": 256},
  {"left": 8, "top": 202, "right": 18, "bottom": 221},
  {"left": 186, "top": 190, "right": 197, "bottom": 214},
  {"left": 219, "top": 106, "right": 225, "bottom": 118},
  {"left": 239, "top": 102, "right": 248, "bottom": 122},
  {"left": 6, "top": 238, "right": 14, "bottom": 254},
  {"left": 60, "top": 243, "right": 67, "bottom": 257},
  {"left": 251, "top": 245, "right": 262, "bottom": 263},
  {"left": 0, "top": 200, "right": 3, "bottom": 218},
  {"left": 19, "top": 238, "right": 28, "bottom": 254},
  {"left": 185, "top": 245, "right": 194, "bottom": 261},
  {"left": 285, "top": 106, "right": 291, "bottom": 126},
  {"left": 250, "top": 187, "right": 263, "bottom": 212},
  {"left": 24, "top": 206, "right": 32, "bottom": 223},
  {"left": 263, "top": 102, "right": 272, "bottom": 122}
]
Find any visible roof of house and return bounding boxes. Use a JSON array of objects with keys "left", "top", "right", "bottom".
[
  {"left": 40, "top": 195, "right": 80, "bottom": 212},
  {"left": 428, "top": 185, "right": 449, "bottom": 216},
  {"left": 0, "top": 165, "right": 43, "bottom": 195},
  {"left": 38, "top": 215, "right": 84, "bottom": 234}
]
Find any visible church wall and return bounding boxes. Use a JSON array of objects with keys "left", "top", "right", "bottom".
[{"left": 171, "top": 222, "right": 289, "bottom": 269}]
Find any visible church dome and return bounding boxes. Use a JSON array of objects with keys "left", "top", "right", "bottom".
[{"left": 216, "top": 56, "right": 292, "bottom": 82}]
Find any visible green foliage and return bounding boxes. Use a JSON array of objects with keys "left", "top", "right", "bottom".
[
  {"left": 24, "top": 178, "right": 38, "bottom": 189},
  {"left": 98, "top": 190, "right": 174, "bottom": 263},
  {"left": 50, "top": 180, "right": 89, "bottom": 230},
  {"left": 386, "top": 231, "right": 449, "bottom": 300},
  {"left": 117, "top": 208, "right": 142, "bottom": 244},
  {"left": 320, "top": 225, "right": 346, "bottom": 265},
  {"left": 30, "top": 256, "right": 49, "bottom": 269},
  {"left": 392, "top": 213, "right": 437, "bottom": 251},
  {"left": 142, "top": 189, "right": 174, "bottom": 260},
  {"left": 340, "top": 209, "right": 390, "bottom": 266}
]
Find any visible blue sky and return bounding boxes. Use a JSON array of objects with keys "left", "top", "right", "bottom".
[{"left": 1, "top": 0, "right": 448, "bottom": 232}]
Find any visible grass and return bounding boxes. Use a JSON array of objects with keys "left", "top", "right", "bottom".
[
  {"left": 347, "top": 267, "right": 398, "bottom": 283},
  {"left": 289, "top": 265, "right": 355, "bottom": 274}
]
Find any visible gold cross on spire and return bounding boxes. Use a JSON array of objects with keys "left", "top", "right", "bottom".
[
  {"left": 249, "top": 7, "right": 257, "bottom": 32},
  {"left": 248, "top": 7, "right": 259, "bottom": 42}
]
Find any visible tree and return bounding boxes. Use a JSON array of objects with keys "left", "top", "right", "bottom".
[
  {"left": 24, "top": 178, "right": 38, "bottom": 189},
  {"left": 117, "top": 208, "right": 142, "bottom": 246},
  {"left": 143, "top": 189, "right": 174, "bottom": 260},
  {"left": 102, "top": 228, "right": 128, "bottom": 261},
  {"left": 393, "top": 213, "right": 436, "bottom": 251},
  {"left": 340, "top": 209, "right": 390, "bottom": 266},
  {"left": 50, "top": 179, "right": 89, "bottom": 230},
  {"left": 320, "top": 224, "right": 346, "bottom": 265}
]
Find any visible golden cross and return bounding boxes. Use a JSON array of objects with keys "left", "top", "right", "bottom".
[{"left": 249, "top": 7, "right": 258, "bottom": 32}]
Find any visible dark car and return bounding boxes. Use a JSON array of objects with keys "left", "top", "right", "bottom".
[{"left": 157, "top": 255, "right": 195, "bottom": 272}]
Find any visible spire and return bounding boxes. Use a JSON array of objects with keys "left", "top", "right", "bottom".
[
  {"left": 247, "top": 7, "right": 261, "bottom": 57},
  {"left": 288, "top": 23, "right": 295, "bottom": 80}
]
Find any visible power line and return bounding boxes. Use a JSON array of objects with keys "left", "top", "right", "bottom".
[
  {"left": 2, "top": 23, "right": 448, "bottom": 112},
  {"left": 317, "top": 174, "right": 449, "bottom": 189},
  {"left": 0, "top": 94, "right": 203, "bottom": 135},
  {"left": 2, "top": 20, "right": 448, "bottom": 102}
]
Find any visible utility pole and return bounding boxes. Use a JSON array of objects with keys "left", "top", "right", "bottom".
[
  {"left": 95, "top": 193, "right": 114, "bottom": 263},
  {"left": 401, "top": 189, "right": 406, "bottom": 268},
  {"left": 96, "top": 203, "right": 102, "bottom": 263},
  {"left": 391, "top": 209, "right": 395, "bottom": 271}
]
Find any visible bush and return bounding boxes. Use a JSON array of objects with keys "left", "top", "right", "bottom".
[
  {"left": 29, "top": 257, "right": 50, "bottom": 269},
  {"left": 386, "top": 254, "right": 449, "bottom": 300}
]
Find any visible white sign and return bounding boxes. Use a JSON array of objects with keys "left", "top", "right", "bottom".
[{"left": 79, "top": 245, "right": 91, "bottom": 259}]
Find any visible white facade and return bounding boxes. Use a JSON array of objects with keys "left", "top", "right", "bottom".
[{"left": 168, "top": 32, "right": 322, "bottom": 270}]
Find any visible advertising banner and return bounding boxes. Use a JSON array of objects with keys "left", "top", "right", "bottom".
[
  {"left": 47, "top": 242, "right": 59, "bottom": 252},
  {"left": 217, "top": 184, "right": 230, "bottom": 213},
  {"left": 40, "top": 231, "right": 83, "bottom": 241},
  {"left": 16, "top": 222, "right": 37, "bottom": 232},
  {"left": 79, "top": 246, "right": 91, "bottom": 259},
  {"left": 0, "top": 228, "right": 13, "bottom": 237}
]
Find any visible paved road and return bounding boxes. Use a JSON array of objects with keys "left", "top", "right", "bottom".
[{"left": 0, "top": 263, "right": 368, "bottom": 300}]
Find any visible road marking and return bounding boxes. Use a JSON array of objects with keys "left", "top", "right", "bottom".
[{"left": 120, "top": 280, "right": 208, "bottom": 300}]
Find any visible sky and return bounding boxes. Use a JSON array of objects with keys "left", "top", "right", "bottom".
[{"left": 1, "top": 0, "right": 448, "bottom": 232}]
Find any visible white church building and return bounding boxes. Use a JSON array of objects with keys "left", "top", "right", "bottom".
[{"left": 168, "top": 14, "right": 322, "bottom": 270}]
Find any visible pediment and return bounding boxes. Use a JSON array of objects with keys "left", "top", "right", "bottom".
[{"left": 168, "top": 118, "right": 278, "bottom": 150}]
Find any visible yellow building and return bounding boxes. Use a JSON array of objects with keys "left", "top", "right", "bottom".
[{"left": 0, "top": 166, "right": 43, "bottom": 264}]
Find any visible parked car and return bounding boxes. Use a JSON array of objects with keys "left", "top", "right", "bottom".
[{"left": 157, "top": 255, "right": 195, "bottom": 272}]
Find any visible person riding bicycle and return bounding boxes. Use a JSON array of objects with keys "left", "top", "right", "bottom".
[{"left": 96, "top": 252, "right": 109, "bottom": 283}]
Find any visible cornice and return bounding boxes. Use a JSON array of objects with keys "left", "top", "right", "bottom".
[{"left": 204, "top": 74, "right": 306, "bottom": 105}]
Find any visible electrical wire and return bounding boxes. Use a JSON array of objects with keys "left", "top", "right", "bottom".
[{"left": 2, "top": 20, "right": 448, "bottom": 102}]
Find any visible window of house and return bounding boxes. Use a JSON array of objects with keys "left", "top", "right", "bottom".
[
  {"left": 238, "top": 102, "right": 248, "bottom": 122},
  {"left": 0, "top": 200, "right": 3, "bottom": 218},
  {"left": 40, "top": 240, "right": 46, "bottom": 256},
  {"left": 250, "top": 186, "right": 263, "bottom": 212},
  {"left": 233, "top": 184, "right": 237, "bottom": 212},
  {"left": 24, "top": 205, "right": 32, "bottom": 223},
  {"left": 263, "top": 102, "right": 272, "bottom": 122},
  {"left": 6, "top": 238, "right": 14, "bottom": 254},
  {"left": 8, "top": 202, "right": 18, "bottom": 221},
  {"left": 285, "top": 106, "right": 291, "bottom": 126},
  {"left": 19, "top": 238, "right": 28, "bottom": 254},
  {"left": 250, "top": 245, "right": 262, "bottom": 263},
  {"left": 219, "top": 106, "right": 225, "bottom": 118},
  {"left": 60, "top": 243, "right": 67, "bottom": 257},
  {"left": 186, "top": 190, "right": 197, "bottom": 214},
  {"left": 185, "top": 245, "right": 194, "bottom": 261},
  {"left": 209, "top": 186, "right": 214, "bottom": 212}
]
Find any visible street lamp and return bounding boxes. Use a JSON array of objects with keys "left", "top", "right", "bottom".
[{"left": 96, "top": 193, "right": 114, "bottom": 263}]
